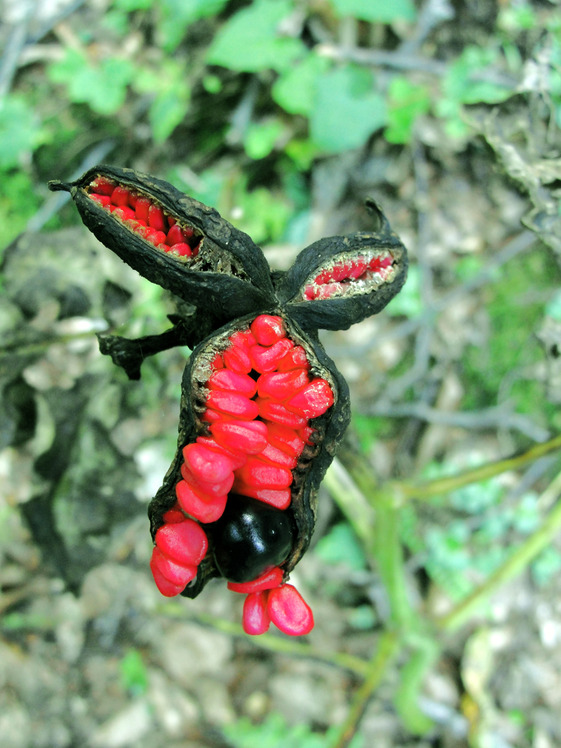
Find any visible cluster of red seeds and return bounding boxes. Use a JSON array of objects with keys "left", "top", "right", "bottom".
[
  {"left": 304, "top": 254, "right": 393, "bottom": 300},
  {"left": 150, "top": 314, "right": 334, "bottom": 635},
  {"left": 88, "top": 177, "right": 201, "bottom": 258}
]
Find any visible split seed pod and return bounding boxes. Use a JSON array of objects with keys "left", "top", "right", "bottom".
[{"left": 49, "top": 165, "right": 407, "bottom": 636}]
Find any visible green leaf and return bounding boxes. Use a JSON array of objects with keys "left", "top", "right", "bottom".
[
  {"left": 149, "top": 88, "right": 190, "bottom": 143},
  {"left": 48, "top": 49, "right": 133, "bottom": 115},
  {"left": 160, "top": 0, "right": 229, "bottom": 51},
  {"left": 329, "top": 0, "right": 416, "bottom": 23},
  {"left": 244, "top": 119, "right": 284, "bottom": 159},
  {"left": 385, "top": 76, "right": 431, "bottom": 144},
  {"left": 120, "top": 649, "right": 149, "bottom": 696},
  {"left": 272, "top": 52, "right": 330, "bottom": 116},
  {"left": 0, "top": 97, "right": 42, "bottom": 168},
  {"left": 207, "top": 0, "right": 305, "bottom": 72},
  {"left": 310, "top": 64, "right": 386, "bottom": 152}
]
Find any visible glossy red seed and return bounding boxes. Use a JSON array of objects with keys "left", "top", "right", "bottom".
[
  {"left": 183, "top": 442, "right": 236, "bottom": 484},
  {"left": 113, "top": 206, "right": 136, "bottom": 222},
  {"left": 331, "top": 261, "right": 353, "bottom": 282},
  {"left": 231, "top": 479, "right": 291, "bottom": 509},
  {"left": 286, "top": 378, "right": 334, "bottom": 418},
  {"left": 181, "top": 464, "right": 235, "bottom": 496},
  {"left": 257, "top": 369, "right": 309, "bottom": 401},
  {"left": 276, "top": 346, "right": 310, "bottom": 371},
  {"left": 201, "top": 408, "right": 223, "bottom": 423},
  {"left": 303, "top": 285, "right": 318, "bottom": 300},
  {"left": 111, "top": 185, "right": 131, "bottom": 207},
  {"left": 150, "top": 552, "right": 186, "bottom": 597},
  {"left": 210, "top": 419, "right": 268, "bottom": 455},
  {"left": 242, "top": 590, "right": 271, "bottom": 635},
  {"left": 223, "top": 345, "right": 252, "bottom": 374},
  {"left": 169, "top": 243, "right": 192, "bottom": 257},
  {"left": 211, "top": 353, "right": 225, "bottom": 370},
  {"left": 135, "top": 196, "right": 151, "bottom": 223},
  {"left": 229, "top": 329, "right": 257, "bottom": 350},
  {"left": 228, "top": 566, "right": 284, "bottom": 594},
  {"left": 250, "top": 314, "right": 285, "bottom": 346},
  {"left": 155, "top": 519, "right": 208, "bottom": 566},
  {"left": 150, "top": 546, "right": 197, "bottom": 587},
  {"left": 256, "top": 398, "right": 307, "bottom": 427},
  {"left": 265, "top": 423, "right": 306, "bottom": 456},
  {"left": 167, "top": 223, "right": 186, "bottom": 245},
  {"left": 195, "top": 436, "right": 246, "bottom": 470},
  {"left": 208, "top": 369, "right": 257, "bottom": 398},
  {"left": 249, "top": 339, "right": 294, "bottom": 373},
  {"left": 90, "top": 193, "right": 112, "bottom": 207},
  {"left": 148, "top": 204, "right": 166, "bottom": 231},
  {"left": 299, "top": 425, "right": 316, "bottom": 445},
  {"left": 162, "top": 506, "right": 186, "bottom": 524},
  {"left": 236, "top": 457, "right": 293, "bottom": 489},
  {"left": 206, "top": 390, "right": 259, "bottom": 420},
  {"left": 267, "top": 584, "right": 314, "bottom": 636},
  {"left": 259, "top": 442, "right": 297, "bottom": 469},
  {"left": 90, "top": 177, "right": 115, "bottom": 196},
  {"left": 175, "top": 479, "right": 227, "bottom": 523}
]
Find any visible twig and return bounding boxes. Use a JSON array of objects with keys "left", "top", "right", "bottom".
[
  {"left": 368, "top": 401, "right": 549, "bottom": 442},
  {"left": 437, "top": 468, "right": 561, "bottom": 630},
  {"left": 327, "top": 631, "right": 400, "bottom": 748}
]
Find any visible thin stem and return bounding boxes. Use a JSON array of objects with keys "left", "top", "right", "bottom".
[
  {"left": 327, "top": 631, "right": 400, "bottom": 748},
  {"left": 398, "top": 433, "right": 561, "bottom": 503},
  {"left": 438, "top": 470, "right": 561, "bottom": 630}
]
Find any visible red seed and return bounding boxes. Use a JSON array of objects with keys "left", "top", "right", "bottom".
[
  {"left": 113, "top": 206, "right": 136, "bottom": 222},
  {"left": 249, "top": 339, "right": 294, "bottom": 373},
  {"left": 298, "top": 425, "right": 316, "bottom": 445},
  {"left": 242, "top": 590, "right": 271, "bottom": 635},
  {"left": 369, "top": 255, "right": 392, "bottom": 271},
  {"left": 250, "top": 314, "right": 286, "bottom": 346},
  {"left": 89, "top": 177, "right": 115, "bottom": 196},
  {"left": 223, "top": 345, "right": 252, "bottom": 374},
  {"left": 183, "top": 442, "right": 236, "bottom": 484},
  {"left": 210, "top": 419, "right": 268, "bottom": 455},
  {"left": 229, "top": 329, "right": 257, "bottom": 350},
  {"left": 236, "top": 457, "right": 293, "bottom": 489},
  {"left": 159, "top": 243, "right": 171, "bottom": 253},
  {"left": 258, "top": 442, "right": 297, "bottom": 469},
  {"left": 286, "top": 378, "right": 334, "bottom": 418},
  {"left": 135, "top": 196, "right": 151, "bottom": 223},
  {"left": 211, "top": 353, "right": 225, "bottom": 370},
  {"left": 162, "top": 505, "right": 185, "bottom": 524},
  {"left": 195, "top": 436, "right": 246, "bottom": 470},
  {"left": 206, "top": 390, "right": 259, "bottom": 420},
  {"left": 257, "top": 369, "right": 309, "bottom": 401},
  {"left": 175, "top": 479, "right": 227, "bottom": 523},
  {"left": 155, "top": 519, "right": 208, "bottom": 566},
  {"left": 267, "top": 584, "right": 314, "bottom": 636},
  {"left": 276, "top": 346, "right": 310, "bottom": 371},
  {"left": 265, "top": 423, "right": 306, "bottom": 457},
  {"left": 150, "top": 552, "right": 186, "bottom": 597},
  {"left": 256, "top": 398, "right": 307, "bottom": 427},
  {"left": 228, "top": 566, "right": 284, "bottom": 594},
  {"left": 148, "top": 204, "right": 166, "bottom": 231},
  {"left": 303, "top": 285, "right": 318, "bottom": 300},
  {"left": 111, "top": 185, "right": 131, "bottom": 207},
  {"left": 208, "top": 369, "right": 257, "bottom": 399},
  {"left": 90, "top": 193, "right": 112, "bottom": 207},
  {"left": 331, "top": 261, "right": 354, "bottom": 282},
  {"left": 169, "top": 243, "right": 192, "bottom": 257},
  {"left": 181, "top": 464, "right": 234, "bottom": 496},
  {"left": 150, "top": 546, "right": 197, "bottom": 588},
  {"left": 231, "top": 479, "right": 291, "bottom": 509},
  {"left": 201, "top": 408, "right": 223, "bottom": 423}
]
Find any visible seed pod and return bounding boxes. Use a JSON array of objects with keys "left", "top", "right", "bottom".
[
  {"left": 51, "top": 165, "right": 408, "bottom": 635},
  {"left": 147, "top": 312, "right": 351, "bottom": 597},
  {"left": 48, "top": 165, "right": 275, "bottom": 326}
]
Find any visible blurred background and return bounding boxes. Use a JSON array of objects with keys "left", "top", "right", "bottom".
[{"left": 1, "top": 1, "right": 561, "bottom": 746}]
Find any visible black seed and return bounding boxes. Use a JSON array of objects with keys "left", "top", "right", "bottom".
[{"left": 207, "top": 494, "right": 294, "bottom": 583}]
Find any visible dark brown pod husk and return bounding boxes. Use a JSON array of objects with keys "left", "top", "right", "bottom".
[
  {"left": 276, "top": 202, "right": 408, "bottom": 331},
  {"left": 147, "top": 312, "right": 350, "bottom": 597},
  {"left": 49, "top": 165, "right": 275, "bottom": 325}
]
